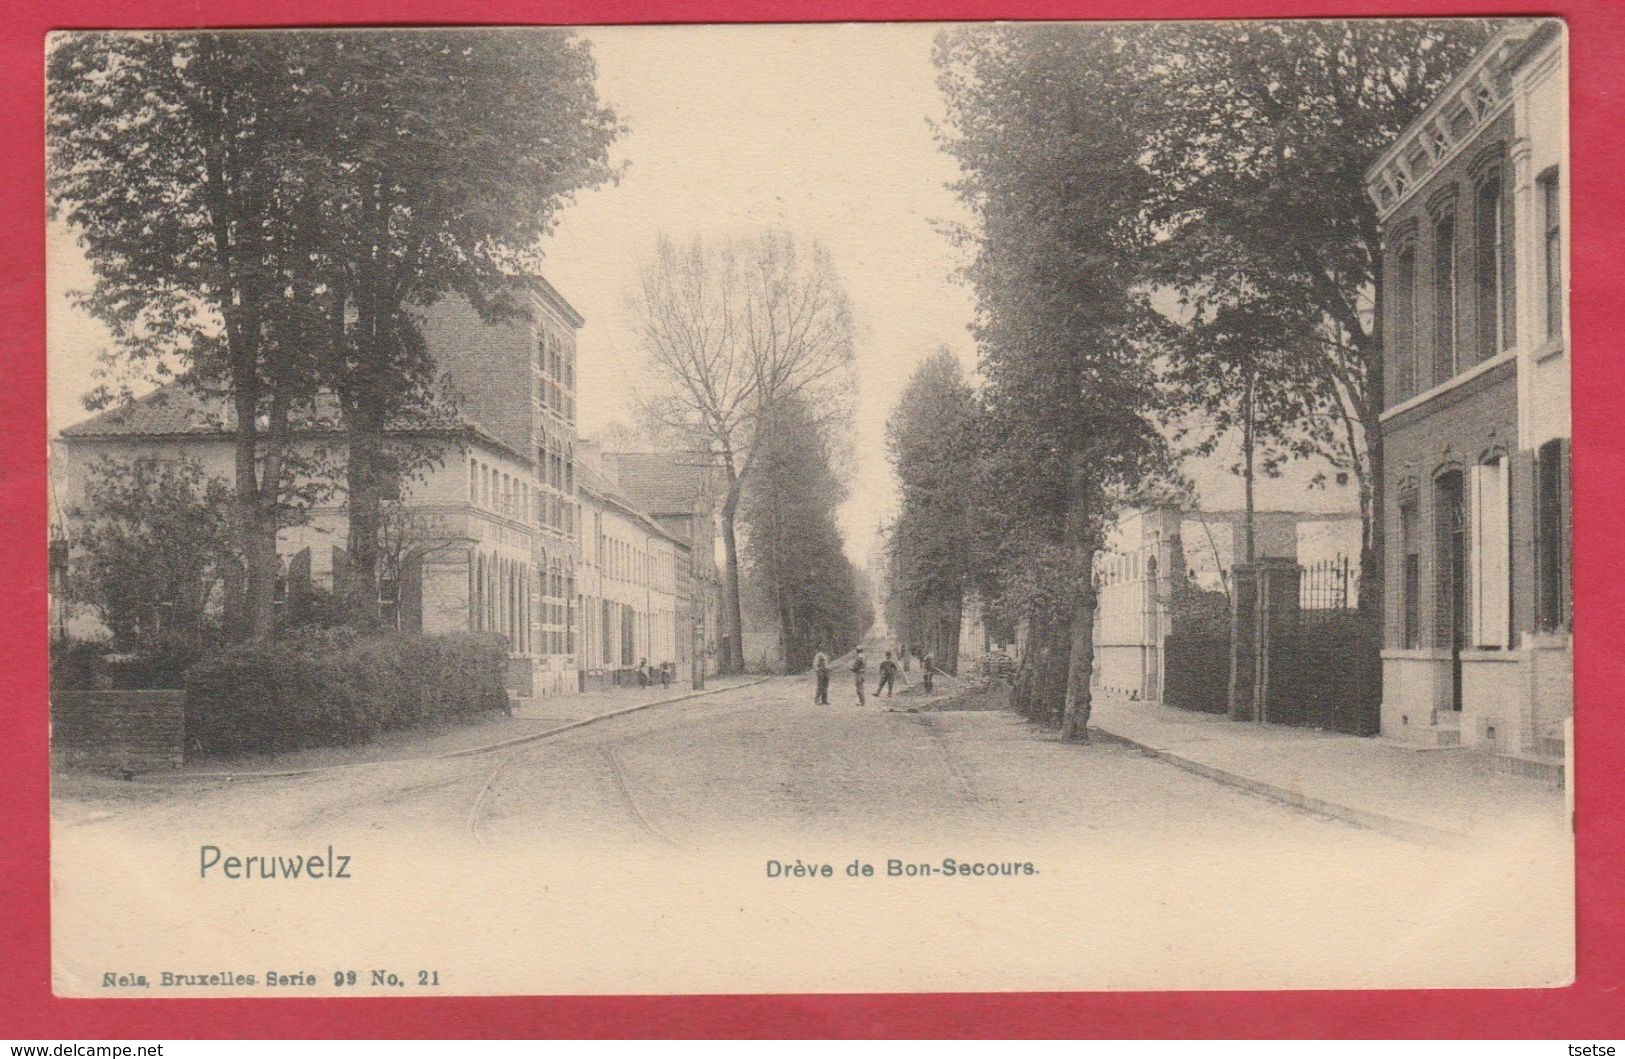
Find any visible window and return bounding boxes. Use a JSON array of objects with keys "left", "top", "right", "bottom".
[
  {"left": 1541, "top": 168, "right": 1563, "bottom": 341},
  {"left": 1473, "top": 171, "right": 1513, "bottom": 360},
  {"left": 1401, "top": 499, "right": 1421, "bottom": 649},
  {"left": 1433, "top": 213, "right": 1458, "bottom": 383},
  {"left": 1393, "top": 244, "right": 1418, "bottom": 401},
  {"left": 469, "top": 459, "right": 477, "bottom": 503},
  {"left": 1535, "top": 438, "right": 1571, "bottom": 631},
  {"left": 1469, "top": 456, "right": 1509, "bottom": 648}
]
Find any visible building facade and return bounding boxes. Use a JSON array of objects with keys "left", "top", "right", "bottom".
[
  {"left": 1365, "top": 21, "right": 1570, "bottom": 762},
  {"left": 574, "top": 454, "right": 689, "bottom": 688},
  {"left": 601, "top": 451, "right": 725, "bottom": 680},
  {"left": 51, "top": 275, "right": 704, "bottom": 703}
]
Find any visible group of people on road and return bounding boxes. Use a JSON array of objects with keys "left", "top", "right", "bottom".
[{"left": 811, "top": 645, "right": 936, "bottom": 706}]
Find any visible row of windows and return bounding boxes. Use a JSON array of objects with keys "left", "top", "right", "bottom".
[
  {"left": 593, "top": 531, "right": 675, "bottom": 590},
  {"left": 1389, "top": 164, "right": 1562, "bottom": 404},
  {"left": 470, "top": 459, "right": 531, "bottom": 521},
  {"left": 468, "top": 551, "right": 579, "bottom": 656},
  {"left": 538, "top": 330, "right": 576, "bottom": 423},
  {"left": 468, "top": 456, "right": 578, "bottom": 534},
  {"left": 579, "top": 595, "right": 678, "bottom": 668}
]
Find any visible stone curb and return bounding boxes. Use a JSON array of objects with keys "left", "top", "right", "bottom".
[
  {"left": 1089, "top": 723, "right": 1471, "bottom": 848},
  {"left": 138, "top": 676, "right": 774, "bottom": 784}
]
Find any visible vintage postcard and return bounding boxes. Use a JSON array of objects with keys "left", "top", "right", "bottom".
[{"left": 45, "top": 18, "right": 1573, "bottom": 997}]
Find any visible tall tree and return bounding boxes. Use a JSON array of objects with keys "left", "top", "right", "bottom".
[
  {"left": 49, "top": 33, "right": 329, "bottom": 639},
  {"left": 1138, "top": 19, "right": 1496, "bottom": 628},
  {"left": 741, "top": 396, "right": 867, "bottom": 671},
  {"left": 885, "top": 348, "right": 978, "bottom": 671},
  {"left": 936, "top": 24, "right": 1173, "bottom": 739},
  {"left": 50, "top": 31, "right": 622, "bottom": 633},
  {"left": 290, "top": 31, "right": 621, "bottom": 623},
  {"left": 630, "top": 230, "right": 856, "bottom": 673}
]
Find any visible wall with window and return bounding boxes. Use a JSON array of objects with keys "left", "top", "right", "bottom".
[{"left": 1382, "top": 109, "right": 1516, "bottom": 412}]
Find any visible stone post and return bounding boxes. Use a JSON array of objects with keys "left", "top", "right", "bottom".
[
  {"left": 1227, "top": 563, "right": 1258, "bottom": 721},
  {"left": 1254, "top": 557, "right": 1302, "bottom": 726}
]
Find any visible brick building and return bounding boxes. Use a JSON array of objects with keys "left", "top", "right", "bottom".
[
  {"left": 54, "top": 275, "right": 677, "bottom": 703},
  {"left": 1365, "top": 21, "right": 1570, "bottom": 764}
]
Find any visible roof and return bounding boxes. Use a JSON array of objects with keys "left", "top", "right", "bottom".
[
  {"left": 604, "top": 451, "right": 717, "bottom": 517},
  {"left": 528, "top": 275, "right": 585, "bottom": 329},
  {"left": 1363, "top": 22, "right": 1538, "bottom": 220},
  {"left": 575, "top": 460, "right": 690, "bottom": 550},
  {"left": 58, "top": 382, "right": 528, "bottom": 462},
  {"left": 59, "top": 382, "right": 236, "bottom": 438}
]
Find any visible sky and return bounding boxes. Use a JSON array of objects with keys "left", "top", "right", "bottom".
[{"left": 47, "top": 24, "right": 978, "bottom": 569}]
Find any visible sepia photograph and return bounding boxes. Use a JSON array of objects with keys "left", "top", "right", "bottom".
[{"left": 43, "top": 17, "right": 1574, "bottom": 998}]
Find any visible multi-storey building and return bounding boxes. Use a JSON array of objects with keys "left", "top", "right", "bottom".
[
  {"left": 574, "top": 452, "right": 689, "bottom": 688},
  {"left": 51, "top": 273, "right": 721, "bottom": 703},
  {"left": 602, "top": 451, "right": 724, "bottom": 680},
  {"left": 418, "top": 277, "right": 585, "bottom": 697},
  {"left": 1365, "top": 21, "right": 1570, "bottom": 765},
  {"left": 53, "top": 276, "right": 593, "bottom": 702}
]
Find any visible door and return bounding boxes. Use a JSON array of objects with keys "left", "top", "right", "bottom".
[{"left": 1435, "top": 472, "right": 1467, "bottom": 712}]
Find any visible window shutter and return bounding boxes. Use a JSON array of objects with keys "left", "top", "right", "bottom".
[{"left": 1560, "top": 438, "right": 1573, "bottom": 630}]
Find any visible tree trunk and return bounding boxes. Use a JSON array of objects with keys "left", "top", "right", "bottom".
[
  {"left": 232, "top": 372, "right": 277, "bottom": 642},
  {"left": 1058, "top": 462, "right": 1099, "bottom": 742},
  {"left": 719, "top": 473, "right": 746, "bottom": 674},
  {"left": 342, "top": 396, "right": 385, "bottom": 628},
  {"left": 1031, "top": 613, "right": 1070, "bottom": 728},
  {"left": 1243, "top": 371, "right": 1257, "bottom": 564}
]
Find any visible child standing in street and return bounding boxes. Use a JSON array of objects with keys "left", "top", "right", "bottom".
[{"left": 851, "top": 647, "right": 867, "bottom": 706}]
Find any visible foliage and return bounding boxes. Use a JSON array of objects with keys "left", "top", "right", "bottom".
[
  {"left": 741, "top": 396, "right": 868, "bottom": 672},
  {"left": 884, "top": 349, "right": 978, "bottom": 671},
  {"left": 184, "top": 630, "right": 510, "bottom": 754},
  {"left": 1136, "top": 19, "right": 1497, "bottom": 609},
  {"left": 283, "top": 31, "right": 623, "bottom": 621},
  {"left": 934, "top": 24, "right": 1175, "bottom": 735},
  {"left": 49, "top": 33, "right": 332, "bottom": 638},
  {"left": 48, "top": 31, "right": 622, "bottom": 634},
  {"left": 629, "top": 229, "right": 857, "bottom": 672},
  {"left": 64, "top": 456, "right": 238, "bottom": 651}
]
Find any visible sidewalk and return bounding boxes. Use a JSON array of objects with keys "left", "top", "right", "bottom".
[
  {"left": 1088, "top": 695, "right": 1567, "bottom": 845},
  {"left": 121, "top": 674, "right": 767, "bottom": 781}
]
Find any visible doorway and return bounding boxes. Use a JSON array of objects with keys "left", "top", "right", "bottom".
[{"left": 1434, "top": 471, "right": 1467, "bottom": 712}]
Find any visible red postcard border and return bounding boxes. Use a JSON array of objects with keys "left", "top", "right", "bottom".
[{"left": 3, "top": 0, "right": 1621, "bottom": 1040}]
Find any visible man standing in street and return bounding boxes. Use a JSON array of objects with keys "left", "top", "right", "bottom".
[
  {"left": 852, "top": 647, "right": 867, "bottom": 706},
  {"left": 876, "top": 650, "right": 900, "bottom": 698},
  {"left": 813, "top": 651, "right": 831, "bottom": 705}
]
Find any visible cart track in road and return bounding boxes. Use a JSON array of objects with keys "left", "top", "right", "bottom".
[
  {"left": 907, "top": 712, "right": 982, "bottom": 808},
  {"left": 600, "top": 747, "right": 683, "bottom": 848},
  {"left": 463, "top": 682, "right": 783, "bottom": 847}
]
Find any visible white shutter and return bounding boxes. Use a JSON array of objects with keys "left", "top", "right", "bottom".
[{"left": 1471, "top": 460, "right": 1510, "bottom": 648}]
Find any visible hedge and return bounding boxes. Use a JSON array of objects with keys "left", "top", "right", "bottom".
[
  {"left": 184, "top": 630, "right": 511, "bottom": 754},
  {"left": 50, "top": 632, "right": 214, "bottom": 692}
]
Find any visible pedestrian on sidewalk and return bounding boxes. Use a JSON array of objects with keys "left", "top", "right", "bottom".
[
  {"left": 922, "top": 652, "right": 935, "bottom": 694},
  {"left": 876, "top": 651, "right": 899, "bottom": 698},
  {"left": 813, "top": 652, "right": 831, "bottom": 705},
  {"left": 852, "top": 647, "right": 867, "bottom": 706},
  {"left": 637, "top": 658, "right": 650, "bottom": 687}
]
